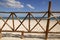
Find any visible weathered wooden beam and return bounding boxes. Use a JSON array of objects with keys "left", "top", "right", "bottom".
[
  {"left": 0, "top": 12, "right": 60, "bottom": 13},
  {"left": 45, "top": 1, "right": 51, "bottom": 40},
  {"left": 11, "top": 12, "right": 15, "bottom": 31},
  {"left": 14, "top": 13, "right": 28, "bottom": 31},
  {"left": 1, "top": 13, "right": 12, "bottom": 30},
  {"left": 15, "top": 13, "right": 29, "bottom": 31},
  {"left": 0, "top": 29, "right": 2, "bottom": 39},
  {"left": 21, "top": 31, "right": 24, "bottom": 39},
  {"left": 30, "top": 13, "right": 45, "bottom": 31},
  {"left": 28, "top": 12, "right": 31, "bottom": 32},
  {"left": 0, "top": 17, "right": 13, "bottom": 30},
  {"left": 49, "top": 21, "right": 58, "bottom": 31},
  {"left": 0, "top": 32, "right": 2, "bottom": 39},
  {"left": 30, "top": 12, "right": 47, "bottom": 31}
]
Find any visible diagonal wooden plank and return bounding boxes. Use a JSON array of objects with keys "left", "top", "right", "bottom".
[
  {"left": 14, "top": 13, "right": 28, "bottom": 31},
  {"left": 14, "top": 13, "right": 29, "bottom": 31},
  {"left": 51, "top": 13, "right": 60, "bottom": 25},
  {"left": 0, "top": 17, "right": 13, "bottom": 30},
  {"left": 49, "top": 21, "right": 58, "bottom": 31},
  {"left": 30, "top": 12, "right": 47, "bottom": 31},
  {"left": 30, "top": 13, "right": 45, "bottom": 31},
  {"left": 0, "top": 13, "right": 12, "bottom": 30}
]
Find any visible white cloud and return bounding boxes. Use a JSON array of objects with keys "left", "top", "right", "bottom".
[
  {"left": 0, "top": 0, "right": 24, "bottom": 8},
  {"left": 27, "top": 4, "right": 35, "bottom": 9}
]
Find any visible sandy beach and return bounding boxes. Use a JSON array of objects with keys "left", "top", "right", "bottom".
[{"left": 0, "top": 19, "right": 60, "bottom": 40}]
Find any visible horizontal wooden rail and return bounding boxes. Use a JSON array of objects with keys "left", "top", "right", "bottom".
[{"left": 0, "top": 12, "right": 60, "bottom": 14}]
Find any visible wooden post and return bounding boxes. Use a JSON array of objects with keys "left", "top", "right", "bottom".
[
  {"left": 45, "top": 1, "right": 51, "bottom": 40},
  {"left": 0, "top": 29, "right": 2, "bottom": 39},
  {"left": 21, "top": 31, "right": 24, "bottom": 39},
  {"left": 11, "top": 12, "right": 15, "bottom": 31},
  {"left": 28, "top": 12, "right": 31, "bottom": 32}
]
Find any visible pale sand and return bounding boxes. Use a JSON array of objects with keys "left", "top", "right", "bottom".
[{"left": 0, "top": 19, "right": 60, "bottom": 40}]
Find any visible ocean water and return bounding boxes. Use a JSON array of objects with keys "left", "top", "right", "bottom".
[
  {"left": 0, "top": 13, "right": 60, "bottom": 20},
  {"left": 0, "top": 17, "right": 60, "bottom": 20}
]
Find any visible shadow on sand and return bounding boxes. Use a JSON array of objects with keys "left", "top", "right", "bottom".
[{"left": 2, "top": 33, "right": 60, "bottom": 39}]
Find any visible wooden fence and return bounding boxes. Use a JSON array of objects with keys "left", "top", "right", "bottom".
[{"left": 0, "top": 1, "right": 60, "bottom": 40}]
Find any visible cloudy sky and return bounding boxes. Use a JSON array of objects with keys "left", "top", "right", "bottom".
[{"left": 0, "top": 0, "right": 60, "bottom": 12}]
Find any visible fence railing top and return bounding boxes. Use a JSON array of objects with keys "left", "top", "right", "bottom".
[
  {"left": 0, "top": 12, "right": 47, "bottom": 13},
  {"left": 0, "top": 11, "right": 60, "bottom": 14}
]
